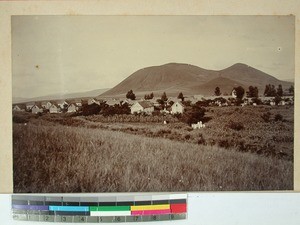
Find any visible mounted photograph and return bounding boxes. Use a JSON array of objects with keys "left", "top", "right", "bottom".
[{"left": 12, "top": 15, "right": 294, "bottom": 193}]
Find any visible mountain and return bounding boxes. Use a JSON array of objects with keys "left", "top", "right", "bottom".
[
  {"left": 101, "top": 63, "right": 292, "bottom": 97},
  {"left": 13, "top": 88, "right": 109, "bottom": 104},
  {"left": 190, "top": 77, "right": 245, "bottom": 96}
]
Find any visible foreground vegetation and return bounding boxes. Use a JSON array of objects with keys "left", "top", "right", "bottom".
[
  {"left": 13, "top": 105, "right": 294, "bottom": 192},
  {"left": 14, "top": 123, "right": 292, "bottom": 192}
]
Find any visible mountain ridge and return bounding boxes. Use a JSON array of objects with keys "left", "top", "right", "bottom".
[
  {"left": 13, "top": 88, "right": 109, "bottom": 104},
  {"left": 101, "top": 63, "right": 292, "bottom": 97}
]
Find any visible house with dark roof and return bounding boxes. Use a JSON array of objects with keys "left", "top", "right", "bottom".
[
  {"left": 26, "top": 102, "right": 35, "bottom": 111},
  {"left": 41, "top": 101, "right": 53, "bottom": 109},
  {"left": 130, "top": 101, "right": 154, "bottom": 115},
  {"left": 66, "top": 99, "right": 82, "bottom": 106},
  {"left": 56, "top": 100, "right": 69, "bottom": 109}
]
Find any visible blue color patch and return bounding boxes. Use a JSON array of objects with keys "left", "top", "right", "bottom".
[{"left": 49, "top": 206, "right": 89, "bottom": 212}]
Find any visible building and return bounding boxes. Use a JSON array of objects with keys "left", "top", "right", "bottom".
[
  {"left": 121, "top": 99, "right": 135, "bottom": 106},
  {"left": 31, "top": 104, "right": 43, "bottom": 114},
  {"left": 131, "top": 101, "right": 154, "bottom": 114},
  {"left": 41, "top": 101, "right": 53, "bottom": 109},
  {"left": 88, "top": 98, "right": 100, "bottom": 105},
  {"left": 13, "top": 104, "right": 26, "bottom": 112},
  {"left": 26, "top": 102, "right": 35, "bottom": 111},
  {"left": 167, "top": 97, "right": 180, "bottom": 104},
  {"left": 67, "top": 104, "right": 77, "bottom": 113},
  {"left": 171, "top": 101, "right": 185, "bottom": 114},
  {"left": 231, "top": 89, "right": 237, "bottom": 98},
  {"left": 56, "top": 100, "right": 68, "bottom": 109},
  {"left": 49, "top": 104, "right": 60, "bottom": 113},
  {"left": 67, "top": 99, "right": 82, "bottom": 107},
  {"left": 106, "top": 99, "right": 120, "bottom": 106}
]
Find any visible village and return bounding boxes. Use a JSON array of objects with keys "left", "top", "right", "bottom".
[
  {"left": 12, "top": 85, "right": 295, "bottom": 192},
  {"left": 13, "top": 86, "right": 294, "bottom": 117}
]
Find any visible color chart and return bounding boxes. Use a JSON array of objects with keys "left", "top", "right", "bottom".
[{"left": 12, "top": 194, "right": 187, "bottom": 223}]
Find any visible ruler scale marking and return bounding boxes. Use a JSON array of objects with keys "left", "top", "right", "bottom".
[{"left": 12, "top": 194, "right": 187, "bottom": 222}]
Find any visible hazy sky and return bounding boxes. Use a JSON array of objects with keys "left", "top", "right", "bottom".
[{"left": 12, "top": 16, "right": 295, "bottom": 98}]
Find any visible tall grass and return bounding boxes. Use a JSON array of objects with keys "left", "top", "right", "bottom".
[
  {"left": 13, "top": 123, "right": 293, "bottom": 193},
  {"left": 60, "top": 106, "right": 292, "bottom": 160}
]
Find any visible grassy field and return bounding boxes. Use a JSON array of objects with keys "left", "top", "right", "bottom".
[{"left": 13, "top": 105, "right": 294, "bottom": 192}]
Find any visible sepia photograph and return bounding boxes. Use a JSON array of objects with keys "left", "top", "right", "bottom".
[{"left": 12, "top": 15, "right": 294, "bottom": 193}]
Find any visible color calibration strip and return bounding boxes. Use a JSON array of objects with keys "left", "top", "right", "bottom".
[{"left": 12, "top": 194, "right": 187, "bottom": 223}]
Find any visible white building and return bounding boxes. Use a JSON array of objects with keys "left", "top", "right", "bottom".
[
  {"left": 171, "top": 101, "right": 185, "bottom": 114},
  {"left": 31, "top": 104, "right": 43, "bottom": 114},
  {"left": 67, "top": 104, "right": 77, "bottom": 113},
  {"left": 131, "top": 101, "right": 154, "bottom": 115},
  {"left": 49, "top": 104, "right": 60, "bottom": 113}
]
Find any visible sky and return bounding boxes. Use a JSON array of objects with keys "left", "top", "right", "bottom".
[{"left": 12, "top": 16, "right": 295, "bottom": 98}]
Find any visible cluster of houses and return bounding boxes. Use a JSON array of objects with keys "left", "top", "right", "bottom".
[
  {"left": 12, "top": 97, "right": 186, "bottom": 115},
  {"left": 13, "top": 99, "right": 84, "bottom": 114},
  {"left": 130, "top": 100, "right": 185, "bottom": 115},
  {"left": 12, "top": 93, "right": 294, "bottom": 116}
]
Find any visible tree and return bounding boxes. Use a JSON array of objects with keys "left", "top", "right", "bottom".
[
  {"left": 288, "top": 85, "right": 294, "bottom": 95},
  {"left": 264, "top": 84, "right": 269, "bottom": 96},
  {"left": 234, "top": 86, "right": 245, "bottom": 99},
  {"left": 156, "top": 98, "right": 164, "bottom": 106},
  {"left": 144, "top": 92, "right": 154, "bottom": 100},
  {"left": 277, "top": 84, "right": 283, "bottom": 96},
  {"left": 264, "top": 84, "right": 277, "bottom": 97},
  {"left": 181, "top": 105, "right": 205, "bottom": 125},
  {"left": 82, "top": 103, "right": 101, "bottom": 116},
  {"left": 251, "top": 97, "right": 262, "bottom": 105},
  {"left": 150, "top": 92, "right": 154, "bottom": 99},
  {"left": 274, "top": 95, "right": 282, "bottom": 105},
  {"left": 247, "top": 86, "right": 258, "bottom": 98},
  {"left": 161, "top": 92, "right": 168, "bottom": 102},
  {"left": 214, "top": 87, "right": 221, "bottom": 96},
  {"left": 101, "top": 103, "right": 130, "bottom": 116},
  {"left": 61, "top": 103, "right": 68, "bottom": 113},
  {"left": 177, "top": 92, "right": 184, "bottom": 101},
  {"left": 126, "top": 90, "right": 136, "bottom": 100},
  {"left": 168, "top": 100, "right": 174, "bottom": 106}
]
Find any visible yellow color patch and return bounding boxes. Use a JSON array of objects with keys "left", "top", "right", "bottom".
[{"left": 131, "top": 204, "right": 170, "bottom": 211}]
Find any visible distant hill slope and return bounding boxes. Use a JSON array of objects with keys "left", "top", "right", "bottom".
[
  {"left": 13, "top": 88, "right": 109, "bottom": 104},
  {"left": 101, "top": 63, "right": 292, "bottom": 97},
  {"left": 190, "top": 77, "right": 245, "bottom": 96}
]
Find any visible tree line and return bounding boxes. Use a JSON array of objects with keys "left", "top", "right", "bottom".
[{"left": 214, "top": 84, "right": 294, "bottom": 98}]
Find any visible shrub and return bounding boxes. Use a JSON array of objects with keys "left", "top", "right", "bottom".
[
  {"left": 261, "top": 112, "right": 271, "bottom": 122},
  {"left": 82, "top": 103, "right": 101, "bottom": 116},
  {"left": 13, "top": 115, "right": 29, "bottom": 123},
  {"left": 184, "top": 134, "right": 191, "bottom": 140},
  {"left": 197, "top": 134, "right": 206, "bottom": 145},
  {"left": 274, "top": 114, "right": 283, "bottom": 121},
  {"left": 251, "top": 98, "right": 262, "bottom": 105},
  {"left": 218, "top": 139, "right": 231, "bottom": 149},
  {"left": 226, "top": 121, "right": 244, "bottom": 131}
]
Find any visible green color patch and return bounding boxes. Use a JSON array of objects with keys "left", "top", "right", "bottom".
[{"left": 90, "top": 206, "right": 131, "bottom": 211}]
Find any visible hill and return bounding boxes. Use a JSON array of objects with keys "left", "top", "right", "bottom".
[
  {"left": 101, "top": 63, "right": 292, "bottom": 97},
  {"left": 190, "top": 77, "right": 245, "bottom": 96},
  {"left": 13, "top": 88, "right": 109, "bottom": 104}
]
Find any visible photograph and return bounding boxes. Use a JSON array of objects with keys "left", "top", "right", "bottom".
[{"left": 12, "top": 15, "right": 294, "bottom": 193}]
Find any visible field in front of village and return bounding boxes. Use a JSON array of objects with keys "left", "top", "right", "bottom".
[{"left": 13, "top": 105, "right": 294, "bottom": 192}]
